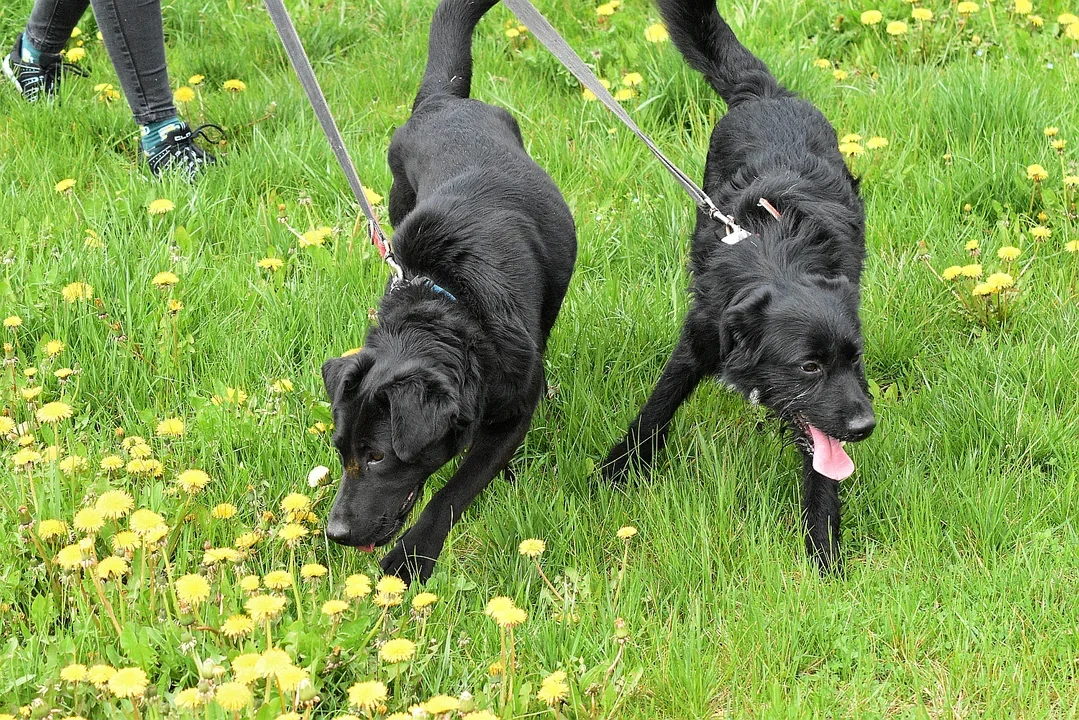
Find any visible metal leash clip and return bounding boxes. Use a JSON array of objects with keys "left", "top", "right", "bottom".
[{"left": 705, "top": 205, "right": 750, "bottom": 246}]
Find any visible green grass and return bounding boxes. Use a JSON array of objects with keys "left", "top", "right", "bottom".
[{"left": 2, "top": 0, "right": 1079, "bottom": 716}]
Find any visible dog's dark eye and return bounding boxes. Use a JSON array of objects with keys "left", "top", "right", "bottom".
[
  {"left": 800, "top": 361, "right": 822, "bottom": 375},
  {"left": 367, "top": 451, "right": 384, "bottom": 465},
  {"left": 852, "top": 353, "right": 863, "bottom": 366}
]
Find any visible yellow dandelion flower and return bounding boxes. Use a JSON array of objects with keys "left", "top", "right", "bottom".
[
  {"left": 813, "top": 58, "right": 833, "bottom": 69},
  {"left": 44, "top": 339, "right": 65, "bottom": 356},
  {"left": 281, "top": 493, "right": 310, "bottom": 513},
  {"left": 1058, "top": 12, "right": 1078, "bottom": 24},
  {"left": 156, "top": 418, "right": 184, "bottom": 437},
  {"left": 62, "top": 282, "right": 94, "bottom": 305},
  {"left": 644, "top": 23, "right": 669, "bottom": 42},
  {"left": 519, "top": 538, "right": 546, "bottom": 557},
  {"left": 1051, "top": 139, "right": 1066, "bottom": 152},
  {"left": 96, "top": 556, "right": 129, "bottom": 579},
  {"left": 300, "top": 563, "right": 327, "bottom": 579},
  {"left": 55, "top": 178, "right": 76, "bottom": 193},
  {"left": 832, "top": 69, "right": 849, "bottom": 81},
  {"left": 112, "top": 531, "right": 140, "bottom": 551},
  {"left": 582, "top": 77, "right": 611, "bottom": 101},
  {"left": 54, "top": 367, "right": 74, "bottom": 379},
  {"left": 129, "top": 508, "right": 166, "bottom": 535},
  {"left": 344, "top": 573, "right": 371, "bottom": 599},
  {"left": 1029, "top": 13, "right": 1044, "bottom": 25},
  {"left": 986, "top": 272, "right": 1014, "bottom": 290},
  {"left": 321, "top": 599, "right": 350, "bottom": 616},
  {"left": 1065, "top": 240, "right": 1079, "bottom": 252},
  {"left": 176, "top": 469, "right": 211, "bottom": 493},
  {"left": 617, "top": 525, "right": 638, "bottom": 539},
  {"left": 997, "top": 246, "right": 1021, "bottom": 261},
  {"left": 64, "top": 47, "right": 86, "bottom": 63},
  {"left": 957, "top": 1, "right": 980, "bottom": 13},
  {"left": 960, "top": 263, "right": 983, "bottom": 278},
  {"left": 463, "top": 712, "right": 499, "bottom": 720},
  {"left": 376, "top": 575, "right": 407, "bottom": 595},
  {"left": 95, "top": 490, "right": 134, "bottom": 520},
  {"left": 173, "top": 86, "right": 195, "bottom": 103},
  {"left": 211, "top": 503, "right": 237, "bottom": 519},
  {"left": 174, "top": 688, "right": 203, "bottom": 709},
  {"left": 613, "top": 87, "right": 637, "bottom": 101},
  {"left": 3, "top": 315, "right": 22, "bottom": 328},
  {"left": 263, "top": 570, "right": 293, "bottom": 589},
  {"left": 37, "top": 402, "right": 74, "bottom": 424},
  {"left": 886, "top": 20, "right": 909, "bottom": 34},
  {"left": 257, "top": 256, "right": 284, "bottom": 272},
  {"left": 860, "top": 9, "right": 883, "bottom": 24},
  {"left": 1030, "top": 225, "right": 1052, "bottom": 239},
  {"left": 941, "top": 265, "right": 964, "bottom": 281},
  {"left": 348, "top": 680, "right": 387, "bottom": 711},
  {"left": 840, "top": 133, "right": 863, "bottom": 143},
  {"left": 148, "top": 198, "right": 175, "bottom": 215},
  {"left": 412, "top": 592, "right": 438, "bottom": 610},
  {"left": 299, "top": 225, "right": 333, "bottom": 248},
  {"left": 188, "top": 74, "right": 204, "bottom": 85},
  {"left": 538, "top": 670, "right": 569, "bottom": 705},
  {"left": 20, "top": 386, "right": 42, "bottom": 401},
  {"left": 423, "top": 695, "right": 461, "bottom": 714},
  {"left": 231, "top": 653, "right": 261, "bottom": 684},
  {"left": 12, "top": 447, "right": 43, "bottom": 467},
  {"left": 276, "top": 665, "right": 309, "bottom": 693},
  {"left": 379, "top": 638, "right": 417, "bottom": 663},
  {"left": 201, "top": 547, "right": 239, "bottom": 565},
  {"left": 73, "top": 508, "right": 105, "bottom": 534},
  {"left": 87, "top": 664, "right": 117, "bottom": 685},
  {"left": 363, "top": 186, "right": 383, "bottom": 205},
  {"left": 1026, "top": 164, "right": 1049, "bottom": 181},
  {"left": 215, "top": 682, "right": 252, "bottom": 711},
  {"left": 622, "top": 72, "right": 643, "bottom": 86},
  {"left": 59, "top": 455, "right": 88, "bottom": 475},
  {"left": 838, "top": 142, "right": 865, "bottom": 157},
  {"left": 107, "top": 667, "right": 148, "bottom": 698},
  {"left": 972, "top": 282, "right": 994, "bottom": 296},
  {"left": 373, "top": 591, "right": 403, "bottom": 608},
  {"left": 175, "top": 574, "right": 211, "bottom": 605},
  {"left": 151, "top": 271, "right": 179, "bottom": 288},
  {"left": 596, "top": 3, "right": 617, "bottom": 16},
  {"left": 38, "top": 519, "right": 68, "bottom": 539},
  {"left": 239, "top": 575, "right": 261, "bottom": 592},
  {"left": 912, "top": 7, "right": 934, "bottom": 20},
  {"left": 1013, "top": 0, "right": 1032, "bottom": 14},
  {"left": 235, "top": 531, "right": 261, "bottom": 549},
  {"left": 0, "top": 417, "right": 14, "bottom": 435},
  {"left": 505, "top": 27, "right": 520, "bottom": 38},
  {"left": 95, "top": 455, "right": 123, "bottom": 475},
  {"left": 1066, "top": 21, "right": 1079, "bottom": 38},
  {"left": 222, "top": 79, "right": 247, "bottom": 92},
  {"left": 270, "top": 377, "right": 294, "bottom": 393},
  {"left": 866, "top": 136, "right": 889, "bottom": 149},
  {"left": 245, "top": 594, "right": 287, "bottom": 623},
  {"left": 255, "top": 648, "right": 293, "bottom": 679},
  {"left": 61, "top": 663, "right": 88, "bottom": 682},
  {"left": 1044, "top": 126, "right": 1059, "bottom": 137}
]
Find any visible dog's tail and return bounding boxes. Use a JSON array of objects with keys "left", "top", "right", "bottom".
[
  {"left": 416, "top": 0, "right": 500, "bottom": 106},
  {"left": 655, "top": 0, "right": 787, "bottom": 107}
]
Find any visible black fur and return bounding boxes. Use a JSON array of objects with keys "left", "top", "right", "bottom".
[
  {"left": 602, "top": 0, "right": 875, "bottom": 573},
  {"left": 322, "top": 0, "right": 576, "bottom": 584}
]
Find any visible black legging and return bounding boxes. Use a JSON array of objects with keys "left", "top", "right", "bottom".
[{"left": 25, "top": 0, "right": 176, "bottom": 124}]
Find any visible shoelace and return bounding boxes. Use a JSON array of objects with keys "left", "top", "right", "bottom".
[
  {"left": 10, "top": 57, "right": 87, "bottom": 101},
  {"left": 149, "top": 123, "right": 226, "bottom": 177}
]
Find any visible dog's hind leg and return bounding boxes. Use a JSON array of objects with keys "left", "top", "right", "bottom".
[
  {"left": 601, "top": 336, "right": 706, "bottom": 482},
  {"left": 381, "top": 377, "right": 542, "bottom": 584},
  {"left": 801, "top": 455, "right": 842, "bottom": 574}
]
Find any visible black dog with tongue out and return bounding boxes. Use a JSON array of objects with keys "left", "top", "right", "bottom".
[
  {"left": 601, "top": 0, "right": 875, "bottom": 572},
  {"left": 320, "top": 0, "right": 575, "bottom": 584}
]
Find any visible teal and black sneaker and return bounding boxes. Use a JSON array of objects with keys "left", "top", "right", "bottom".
[
  {"left": 144, "top": 121, "right": 225, "bottom": 179},
  {"left": 2, "top": 34, "right": 86, "bottom": 102}
]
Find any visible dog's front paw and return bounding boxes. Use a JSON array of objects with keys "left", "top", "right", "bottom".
[
  {"left": 600, "top": 439, "right": 637, "bottom": 484},
  {"left": 380, "top": 536, "right": 438, "bottom": 585}
]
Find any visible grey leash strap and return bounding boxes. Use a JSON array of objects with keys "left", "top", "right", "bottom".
[
  {"left": 263, "top": 0, "right": 403, "bottom": 276},
  {"left": 502, "top": 0, "right": 750, "bottom": 245}
]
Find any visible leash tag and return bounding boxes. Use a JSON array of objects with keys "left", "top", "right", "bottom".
[{"left": 721, "top": 227, "right": 751, "bottom": 245}]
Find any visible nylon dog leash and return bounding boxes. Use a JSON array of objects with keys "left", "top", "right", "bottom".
[
  {"left": 263, "top": 0, "right": 404, "bottom": 282},
  {"left": 502, "top": 0, "right": 751, "bottom": 245}
]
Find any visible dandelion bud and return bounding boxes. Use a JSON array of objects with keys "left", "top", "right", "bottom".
[
  {"left": 179, "top": 612, "right": 195, "bottom": 627},
  {"left": 299, "top": 681, "right": 319, "bottom": 703},
  {"left": 180, "top": 631, "right": 194, "bottom": 645}
]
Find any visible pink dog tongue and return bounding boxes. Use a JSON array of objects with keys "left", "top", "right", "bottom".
[
  {"left": 358, "top": 544, "right": 375, "bottom": 553},
  {"left": 808, "top": 424, "right": 855, "bottom": 481}
]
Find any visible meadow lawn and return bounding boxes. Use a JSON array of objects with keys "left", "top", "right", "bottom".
[{"left": 2, "top": 0, "right": 1079, "bottom": 716}]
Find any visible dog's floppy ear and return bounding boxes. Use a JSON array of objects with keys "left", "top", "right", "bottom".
[
  {"left": 385, "top": 367, "right": 461, "bottom": 463},
  {"left": 720, "top": 285, "right": 773, "bottom": 357},
  {"left": 321, "top": 352, "right": 374, "bottom": 403}
]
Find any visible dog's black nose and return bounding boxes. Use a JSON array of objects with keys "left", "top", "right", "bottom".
[
  {"left": 325, "top": 519, "right": 352, "bottom": 545},
  {"left": 846, "top": 413, "right": 876, "bottom": 441}
]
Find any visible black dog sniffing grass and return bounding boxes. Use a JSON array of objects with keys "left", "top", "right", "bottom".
[
  {"left": 321, "top": 0, "right": 576, "bottom": 584},
  {"left": 602, "top": 0, "right": 875, "bottom": 572}
]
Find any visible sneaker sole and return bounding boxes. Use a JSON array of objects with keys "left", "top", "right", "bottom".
[{"left": 1, "top": 55, "right": 25, "bottom": 94}]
